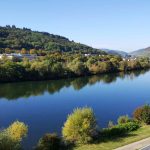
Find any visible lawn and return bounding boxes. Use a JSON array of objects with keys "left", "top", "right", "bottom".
[{"left": 74, "top": 125, "right": 150, "bottom": 150}]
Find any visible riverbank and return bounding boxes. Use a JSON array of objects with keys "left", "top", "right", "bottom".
[
  {"left": 0, "top": 52, "right": 150, "bottom": 83},
  {"left": 0, "top": 68, "right": 149, "bottom": 84},
  {"left": 75, "top": 126, "right": 150, "bottom": 150}
]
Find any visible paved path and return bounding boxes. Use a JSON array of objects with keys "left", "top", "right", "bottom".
[
  {"left": 115, "top": 137, "right": 150, "bottom": 150},
  {"left": 140, "top": 145, "right": 150, "bottom": 150}
]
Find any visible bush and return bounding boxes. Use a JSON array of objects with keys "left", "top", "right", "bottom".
[
  {"left": 35, "top": 133, "right": 63, "bottom": 150},
  {"left": 62, "top": 107, "right": 98, "bottom": 144},
  {"left": 141, "top": 105, "right": 150, "bottom": 124},
  {"left": 102, "top": 122, "right": 140, "bottom": 137},
  {"left": 133, "top": 106, "right": 143, "bottom": 121},
  {"left": 0, "top": 131, "right": 21, "bottom": 150},
  {"left": 133, "top": 105, "right": 150, "bottom": 125},
  {"left": 118, "top": 122, "right": 140, "bottom": 132},
  {"left": 6, "top": 121, "right": 28, "bottom": 142},
  {"left": 108, "top": 121, "right": 114, "bottom": 128},
  {"left": 117, "top": 115, "right": 130, "bottom": 124},
  {"left": 0, "top": 121, "right": 28, "bottom": 150}
]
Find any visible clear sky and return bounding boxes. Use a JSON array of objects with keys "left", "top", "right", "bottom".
[{"left": 0, "top": 0, "right": 150, "bottom": 52}]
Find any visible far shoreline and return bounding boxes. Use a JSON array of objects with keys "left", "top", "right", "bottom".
[{"left": 0, "top": 68, "right": 149, "bottom": 84}]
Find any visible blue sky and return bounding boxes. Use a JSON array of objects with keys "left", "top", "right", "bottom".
[{"left": 0, "top": 0, "right": 150, "bottom": 52}]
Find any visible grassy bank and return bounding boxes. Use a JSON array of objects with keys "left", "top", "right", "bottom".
[{"left": 75, "top": 125, "right": 150, "bottom": 150}]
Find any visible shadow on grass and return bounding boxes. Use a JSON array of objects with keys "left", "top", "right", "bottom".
[
  {"left": 66, "top": 133, "right": 139, "bottom": 150},
  {"left": 93, "top": 133, "right": 138, "bottom": 144},
  {"left": 65, "top": 124, "right": 142, "bottom": 150}
]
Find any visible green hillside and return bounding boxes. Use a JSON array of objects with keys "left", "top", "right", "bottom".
[{"left": 0, "top": 25, "right": 104, "bottom": 53}]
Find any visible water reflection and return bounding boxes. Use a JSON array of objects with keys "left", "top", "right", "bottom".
[{"left": 0, "top": 70, "right": 148, "bottom": 100}]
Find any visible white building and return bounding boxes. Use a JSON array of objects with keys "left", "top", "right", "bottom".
[
  {"left": 0, "top": 54, "right": 14, "bottom": 59},
  {"left": 0, "top": 53, "right": 37, "bottom": 60}
]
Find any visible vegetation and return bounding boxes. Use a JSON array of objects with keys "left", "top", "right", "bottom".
[
  {"left": 130, "top": 47, "right": 150, "bottom": 58},
  {"left": 0, "top": 121, "right": 28, "bottom": 150},
  {"left": 35, "top": 133, "right": 64, "bottom": 150},
  {"left": 75, "top": 125, "right": 150, "bottom": 150},
  {"left": 0, "top": 131, "right": 21, "bottom": 150},
  {"left": 0, "top": 52, "right": 149, "bottom": 83},
  {"left": 62, "top": 107, "right": 98, "bottom": 144},
  {"left": 107, "top": 121, "right": 114, "bottom": 128},
  {"left": 117, "top": 115, "right": 130, "bottom": 124},
  {"left": 133, "top": 105, "right": 150, "bottom": 124},
  {"left": 6, "top": 121, "right": 28, "bottom": 141},
  {"left": 0, "top": 25, "right": 103, "bottom": 53},
  {"left": 102, "top": 122, "right": 140, "bottom": 137},
  {"left": 0, "top": 105, "right": 150, "bottom": 150},
  {"left": 0, "top": 26, "right": 149, "bottom": 83}
]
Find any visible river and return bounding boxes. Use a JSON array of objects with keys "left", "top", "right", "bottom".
[{"left": 0, "top": 70, "right": 150, "bottom": 149}]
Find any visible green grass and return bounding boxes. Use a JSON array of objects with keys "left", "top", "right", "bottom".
[{"left": 74, "top": 125, "right": 150, "bottom": 150}]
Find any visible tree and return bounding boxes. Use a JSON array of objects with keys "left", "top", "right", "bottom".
[
  {"left": 127, "top": 60, "right": 141, "bottom": 70},
  {"left": 0, "top": 62, "right": 26, "bottom": 82},
  {"left": 119, "top": 61, "right": 127, "bottom": 71},
  {"left": 6, "top": 121, "right": 28, "bottom": 142},
  {"left": 0, "top": 121, "right": 28, "bottom": 150},
  {"left": 117, "top": 115, "right": 130, "bottom": 124},
  {"left": 5, "top": 48, "right": 11, "bottom": 54},
  {"left": 141, "top": 105, "right": 150, "bottom": 124},
  {"left": 62, "top": 107, "right": 98, "bottom": 144},
  {"left": 0, "top": 131, "right": 21, "bottom": 150},
  {"left": 51, "top": 62, "right": 64, "bottom": 77},
  {"left": 67, "top": 59, "right": 88, "bottom": 76},
  {"left": 30, "top": 49, "right": 37, "bottom": 54},
  {"left": 133, "top": 105, "right": 150, "bottom": 125},
  {"left": 108, "top": 121, "right": 114, "bottom": 128},
  {"left": 133, "top": 106, "right": 143, "bottom": 121},
  {"left": 21, "top": 48, "right": 27, "bottom": 54}
]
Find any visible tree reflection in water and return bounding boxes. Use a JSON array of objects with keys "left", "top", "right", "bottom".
[{"left": 0, "top": 70, "right": 148, "bottom": 100}]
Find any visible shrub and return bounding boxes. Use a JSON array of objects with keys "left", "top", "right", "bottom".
[
  {"left": 0, "top": 121, "right": 28, "bottom": 150},
  {"left": 35, "top": 133, "right": 63, "bottom": 150},
  {"left": 118, "top": 122, "right": 140, "bottom": 132},
  {"left": 62, "top": 107, "right": 98, "bottom": 144},
  {"left": 108, "top": 121, "right": 114, "bottom": 128},
  {"left": 133, "top": 106, "right": 143, "bottom": 121},
  {"left": 6, "top": 121, "right": 28, "bottom": 142},
  {"left": 117, "top": 115, "right": 130, "bottom": 124},
  {"left": 102, "top": 121, "right": 140, "bottom": 137},
  {"left": 133, "top": 105, "right": 150, "bottom": 125},
  {"left": 141, "top": 105, "right": 150, "bottom": 124},
  {"left": 0, "top": 131, "right": 21, "bottom": 150}
]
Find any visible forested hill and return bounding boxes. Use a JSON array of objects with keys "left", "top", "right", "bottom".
[{"left": 0, "top": 25, "right": 104, "bottom": 53}]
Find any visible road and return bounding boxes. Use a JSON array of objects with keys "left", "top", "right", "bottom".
[
  {"left": 115, "top": 137, "right": 150, "bottom": 150},
  {"left": 140, "top": 145, "right": 150, "bottom": 150}
]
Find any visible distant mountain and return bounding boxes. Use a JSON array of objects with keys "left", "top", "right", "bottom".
[
  {"left": 130, "top": 47, "right": 150, "bottom": 57},
  {"left": 101, "top": 49, "right": 129, "bottom": 57}
]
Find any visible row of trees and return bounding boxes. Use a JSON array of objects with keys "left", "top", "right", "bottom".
[
  {"left": 0, "top": 53, "right": 150, "bottom": 82},
  {"left": 1, "top": 105, "right": 149, "bottom": 150}
]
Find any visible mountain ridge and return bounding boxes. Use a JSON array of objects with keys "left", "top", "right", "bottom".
[
  {"left": 130, "top": 47, "right": 150, "bottom": 57},
  {"left": 101, "top": 48, "right": 129, "bottom": 57}
]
